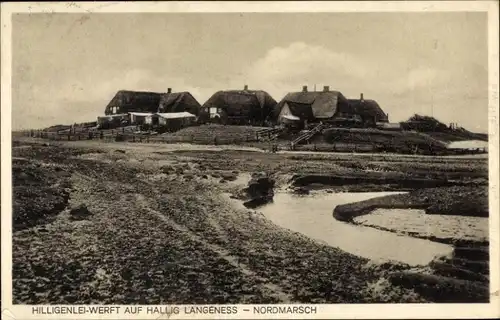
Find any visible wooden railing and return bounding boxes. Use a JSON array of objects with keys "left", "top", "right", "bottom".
[
  {"left": 22, "top": 126, "right": 265, "bottom": 146},
  {"left": 255, "top": 126, "right": 285, "bottom": 142},
  {"left": 290, "top": 123, "right": 325, "bottom": 149}
]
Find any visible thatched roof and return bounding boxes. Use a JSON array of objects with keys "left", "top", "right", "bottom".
[
  {"left": 202, "top": 90, "right": 277, "bottom": 119},
  {"left": 347, "top": 99, "right": 388, "bottom": 122},
  {"left": 105, "top": 90, "right": 161, "bottom": 115},
  {"left": 275, "top": 90, "right": 351, "bottom": 120},
  {"left": 158, "top": 92, "right": 201, "bottom": 115},
  {"left": 105, "top": 90, "right": 201, "bottom": 115}
]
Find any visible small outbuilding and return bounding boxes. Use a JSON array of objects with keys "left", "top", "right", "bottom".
[
  {"left": 153, "top": 112, "right": 197, "bottom": 131},
  {"left": 97, "top": 114, "right": 130, "bottom": 129},
  {"left": 128, "top": 112, "right": 153, "bottom": 125}
]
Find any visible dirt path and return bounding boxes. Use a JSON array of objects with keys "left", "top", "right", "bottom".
[
  {"left": 75, "top": 170, "right": 292, "bottom": 302},
  {"left": 133, "top": 193, "right": 293, "bottom": 302},
  {"left": 15, "top": 136, "right": 488, "bottom": 161}
]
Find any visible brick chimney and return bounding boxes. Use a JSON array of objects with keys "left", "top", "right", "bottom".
[
  {"left": 302, "top": 86, "right": 308, "bottom": 92},
  {"left": 244, "top": 85, "right": 248, "bottom": 91},
  {"left": 167, "top": 88, "right": 172, "bottom": 93},
  {"left": 323, "top": 86, "right": 330, "bottom": 92},
  {"left": 360, "top": 93, "right": 364, "bottom": 101}
]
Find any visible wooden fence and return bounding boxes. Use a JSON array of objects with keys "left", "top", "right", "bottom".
[
  {"left": 16, "top": 127, "right": 487, "bottom": 156},
  {"left": 22, "top": 127, "right": 264, "bottom": 146}
]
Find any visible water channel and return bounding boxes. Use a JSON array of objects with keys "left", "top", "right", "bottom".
[{"left": 255, "top": 191, "right": 454, "bottom": 266}]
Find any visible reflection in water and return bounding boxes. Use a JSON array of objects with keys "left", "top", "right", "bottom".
[
  {"left": 257, "top": 192, "right": 454, "bottom": 266},
  {"left": 447, "top": 140, "right": 488, "bottom": 150}
]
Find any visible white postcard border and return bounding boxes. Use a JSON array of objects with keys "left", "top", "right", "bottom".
[{"left": 1, "top": 1, "right": 499, "bottom": 319}]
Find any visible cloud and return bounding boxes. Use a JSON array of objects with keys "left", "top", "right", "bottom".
[
  {"left": 250, "top": 42, "right": 368, "bottom": 81},
  {"left": 239, "top": 42, "right": 375, "bottom": 99},
  {"left": 403, "top": 67, "right": 440, "bottom": 90}
]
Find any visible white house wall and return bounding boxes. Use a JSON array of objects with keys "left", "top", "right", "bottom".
[{"left": 279, "top": 103, "right": 292, "bottom": 119}]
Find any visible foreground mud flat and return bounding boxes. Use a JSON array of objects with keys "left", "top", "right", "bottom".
[{"left": 11, "top": 139, "right": 490, "bottom": 303}]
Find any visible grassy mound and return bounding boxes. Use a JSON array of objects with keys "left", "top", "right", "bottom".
[
  {"left": 170, "top": 124, "right": 266, "bottom": 138},
  {"left": 322, "top": 128, "right": 448, "bottom": 154},
  {"left": 158, "top": 124, "right": 269, "bottom": 145}
]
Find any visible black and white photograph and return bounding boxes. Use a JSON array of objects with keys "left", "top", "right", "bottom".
[{"left": 1, "top": 1, "right": 499, "bottom": 319}]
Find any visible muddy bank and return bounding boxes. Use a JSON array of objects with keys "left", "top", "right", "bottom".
[
  {"left": 388, "top": 272, "right": 488, "bottom": 303},
  {"left": 333, "top": 186, "right": 488, "bottom": 223},
  {"left": 291, "top": 174, "right": 477, "bottom": 192},
  {"left": 236, "top": 173, "right": 275, "bottom": 208}
]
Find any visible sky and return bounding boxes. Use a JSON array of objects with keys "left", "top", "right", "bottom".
[{"left": 12, "top": 12, "right": 489, "bottom": 132}]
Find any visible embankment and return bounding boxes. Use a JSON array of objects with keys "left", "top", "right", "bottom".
[
  {"left": 332, "top": 186, "right": 488, "bottom": 222},
  {"left": 291, "top": 174, "right": 470, "bottom": 191}
]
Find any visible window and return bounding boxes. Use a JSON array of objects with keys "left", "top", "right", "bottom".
[{"left": 210, "top": 108, "right": 217, "bottom": 115}]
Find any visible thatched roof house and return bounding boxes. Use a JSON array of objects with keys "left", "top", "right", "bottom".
[
  {"left": 201, "top": 85, "right": 277, "bottom": 125},
  {"left": 275, "top": 86, "right": 354, "bottom": 124},
  {"left": 105, "top": 90, "right": 161, "bottom": 115},
  {"left": 347, "top": 94, "right": 389, "bottom": 125},
  {"left": 105, "top": 88, "right": 201, "bottom": 116},
  {"left": 158, "top": 91, "right": 201, "bottom": 116}
]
